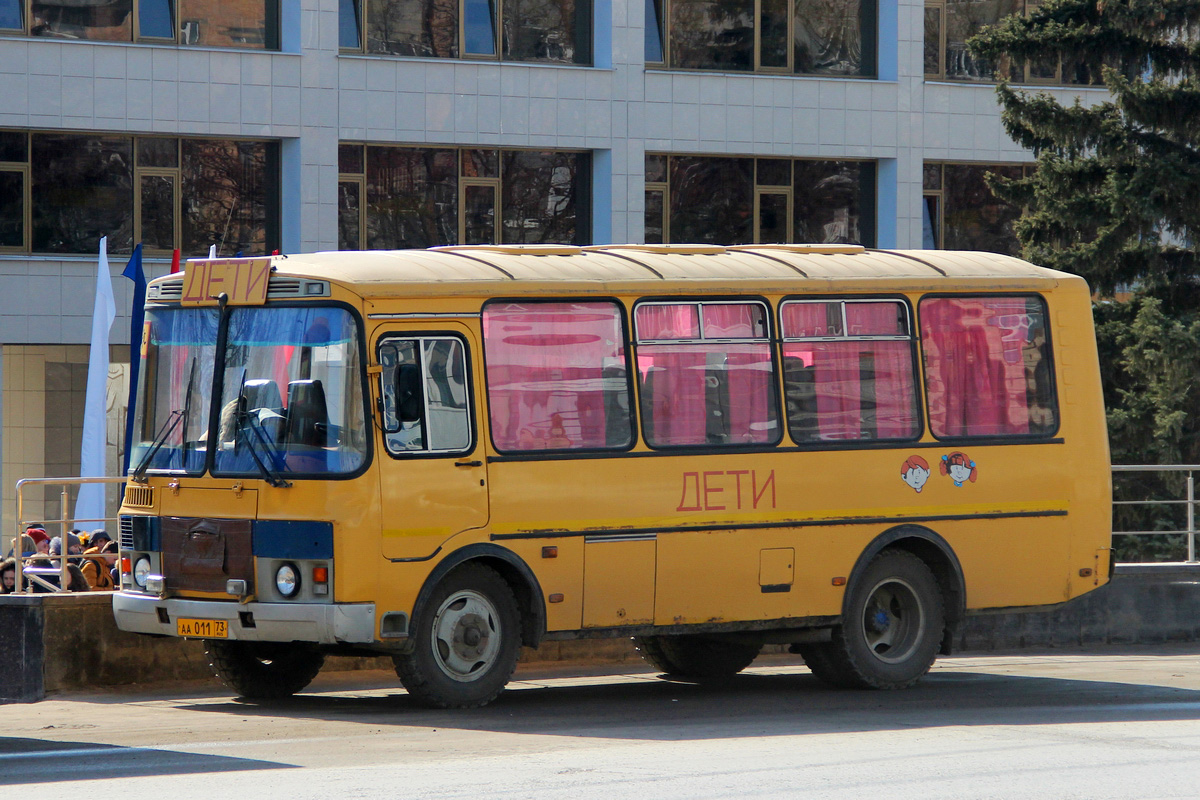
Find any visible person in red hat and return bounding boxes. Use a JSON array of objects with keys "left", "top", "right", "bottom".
[{"left": 24, "top": 524, "right": 50, "bottom": 555}]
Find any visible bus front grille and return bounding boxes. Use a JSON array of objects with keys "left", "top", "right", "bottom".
[{"left": 161, "top": 517, "right": 254, "bottom": 595}]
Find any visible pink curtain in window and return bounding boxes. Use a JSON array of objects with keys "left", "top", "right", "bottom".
[
  {"left": 848, "top": 303, "right": 914, "bottom": 438},
  {"left": 705, "top": 305, "right": 772, "bottom": 444},
  {"left": 484, "top": 303, "right": 625, "bottom": 450},
  {"left": 921, "top": 298, "right": 1030, "bottom": 437},
  {"left": 783, "top": 301, "right": 915, "bottom": 440},
  {"left": 638, "top": 304, "right": 775, "bottom": 446},
  {"left": 781, "top": 302, "right": 838, "bottom": 338}
]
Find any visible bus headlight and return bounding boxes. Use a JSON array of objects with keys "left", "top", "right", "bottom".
[
  {"left": 275, "top": 563, "right": 300, "bottom": 598},
  {"left": 133, "top": 557, "right": 151, "bottom": 588}
]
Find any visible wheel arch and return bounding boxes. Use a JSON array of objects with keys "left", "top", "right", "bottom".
[
  {"left": 843, "top": 525, "right": 966, "bottom": 655},
  {"left": 413, "top": 543, "right": 547, "bottom": 648}
]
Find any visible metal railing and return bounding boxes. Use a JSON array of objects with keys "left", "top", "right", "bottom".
[
  {"left": 1111, "top": 465, "right": 1199, "bottom": 564},
  {"left": 6, "top": 476, "right": 127, "bottom": 594}
]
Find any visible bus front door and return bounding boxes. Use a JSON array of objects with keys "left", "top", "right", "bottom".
[{"left": 376, "top": 328, "right": 489, "bottom": 560}]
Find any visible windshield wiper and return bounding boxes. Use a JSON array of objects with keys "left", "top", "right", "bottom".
[
  {"left": 233, "top": 372, "right": 292, "bottom": 489},
  {"left": 131, "top": 358, "right": 196, "bottom": 482}
]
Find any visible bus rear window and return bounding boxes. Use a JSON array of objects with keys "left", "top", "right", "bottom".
[
  {"left": 919, "top": 295, "right": 1057, "bottom": 439},
  {"left": 635, "top": 300, "right": 779, "bottom": 448},
  {"left": 483, "top": 301, "right": 633, "bottom": 452},
  {"left": 780, "top": 299, "right": 918, "bottom": 443}
]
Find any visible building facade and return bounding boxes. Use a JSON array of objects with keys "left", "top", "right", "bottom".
[{"left": 0, "top": 0, "right": 1103, "bottom": 528}]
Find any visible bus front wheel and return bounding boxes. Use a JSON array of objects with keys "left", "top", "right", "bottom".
[
  {"left": 393, "top": 563, "right": 521, "bottom": 709},
  {"left": 800, "top": 550, "right": 944, "bottom": 690},
  {"left": 634, "top": 635, "right": 762, "bottom": 679},
  {"left": 205, "top": 640, "right": 326, "bottom": 699}
]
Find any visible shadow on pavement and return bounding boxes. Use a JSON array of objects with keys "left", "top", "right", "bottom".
[
  {"left": 0, "top": 736, "right": 290, "bottom": 785},
  {"left": 170, "top": 663, "right": 1200, "bottom": 741}
]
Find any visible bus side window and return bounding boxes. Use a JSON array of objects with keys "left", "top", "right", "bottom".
[
  {"left": 919, "top": 295, "right": 1058, "bottom": 438},
  {"left": 635, "top": 300, "right": 779, "bottom": 448},
  {"left": 380, "top": 336, "right": 473, "bottom": 455},
  {"left": 780, "top": 299, "right": 919, "bottom": 444}
]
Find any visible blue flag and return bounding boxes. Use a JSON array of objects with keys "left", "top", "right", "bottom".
[{"left": 122, "top": 244, "right": 146, "bottom": 475}]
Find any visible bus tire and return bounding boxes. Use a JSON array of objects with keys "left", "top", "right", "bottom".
[
  {"left": 393, "top": 563, "right": 521, "bottom": 709},
  {"left": 802, "top": 550, "right": 944, "bottom": 690},
  {"left": 633, "top": 635, "right": 762, "bottom": 679},
  {"left": 205, "top": 640, "right": 325, "bottom": 699}
]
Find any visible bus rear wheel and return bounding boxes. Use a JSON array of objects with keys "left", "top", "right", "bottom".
[
  {"left": 634, "top": 635, "right": 762, "bottom": 679},
  {"left": 393, "top": 563, "right": 521, "bottom": 709},
  {"left": 205, "top": 640, "right": 325, "bottom": 699},
  {"left": 799, "top": 550, "right": 944, "bottom": 690}
]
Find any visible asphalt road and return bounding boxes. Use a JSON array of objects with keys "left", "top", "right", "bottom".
[{"left": 2, "top": 645, "right": 1199, "bottom": 799}]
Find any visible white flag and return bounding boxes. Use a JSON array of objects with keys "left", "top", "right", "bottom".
[{"left": 75, "top": 236, "right": 116, "bottom": 528}]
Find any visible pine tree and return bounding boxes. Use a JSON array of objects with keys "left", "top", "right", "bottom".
[{"left": 970, "top": 2, "right": 1200, "bottom": 559}]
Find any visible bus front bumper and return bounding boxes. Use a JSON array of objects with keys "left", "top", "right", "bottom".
[{"left": 112, "top": 592, "right": 376, "bottom": 645}]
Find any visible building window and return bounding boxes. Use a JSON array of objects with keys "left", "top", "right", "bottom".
[
  {"left": 0, "top": 130, "right": 278, "bottom": 257},
  {"left": 338, "top": 144, "right": 591, "bottom": 249},
  {"left": 483, "top": 300, "right": 633, "bottom": 452},
  {"left": 920, "top": 294, "right": 1057, "bottom": 438},
  {"left": 0, "top": 1, "right": 279, "bottom": 48},
  {"left": 780, "top": 298, "right": 918, "bottom": 443},
  {"left": 924, "top": 0, "right": 1097, "bottom": 84},
  {"left": 635, "top": 300, "right": 779, "bottom": 448},
  {"left": 647, "top": 154, "right": 875, "bottom": 246},
  {"left": 648, "top": 0, "right": 876, "bottom": 76},
  {"left": 342, "top": 0, "right": 592, "bottom": 64},
  {"left": 923, "top": 162, "right": 1027, "bottom": 255}
]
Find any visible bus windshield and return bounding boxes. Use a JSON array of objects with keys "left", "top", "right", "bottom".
[
  {"left": 129, "top": 305, "right": 368, "bottom": 478},
  {"left": 130, "top": 307, "right": 219, "bottom": 475}
]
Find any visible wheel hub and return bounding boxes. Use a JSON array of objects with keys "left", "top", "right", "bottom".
[
  {"left": 859, "top": 577, "right": 925, "bottom": 664},
  {"left": 431, "top": 591, "right": 502, "bottom": 681}
]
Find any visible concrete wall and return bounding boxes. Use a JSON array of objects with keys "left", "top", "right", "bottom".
[{"left": 3, "top": 564, "right": 1198, "bottom": 703}]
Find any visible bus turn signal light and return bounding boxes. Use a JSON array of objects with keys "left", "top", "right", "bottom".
[
  {"left": 1079, "top": 568, "right": 1093, "bottom": 577},
  {"left": 312, "top": 566, "right": 329, "bottom": 596},
  {"left": 120, "top": 557, "right": 131, "bottom": 575},
  {"left": 831, "top": 577, "right": 847, "bottom": 586}
]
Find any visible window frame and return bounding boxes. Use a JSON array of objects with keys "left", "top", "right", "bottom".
[
  {"left": 0, "top": 148, "right": 29, "bottom": 254},
  {"left": 0, "top": 0, "right": 280, "bottom": 48},
  {"left": 654, "top": 0, "right": 877, "bottom": 77},
  {"left": 481, "top": 296, "right": 638, "bottom": 457},
  {"left": 1, "top": 129, "right": 280, "bottom": 257},
  {"left": 917, "top": 291, "right": 1060, "bottom": 443},
  {"left": 343, "top": 0, "right": 592, "bottom": 65},
  {"left": 377, "top": 331, "right": 478, "bottom": 459},
  {"left": 925, "top": 161, "right": 1032, "bottom": 255},
  {"left": 648, "top": 153, "right": 877, "bottom": 247},
  {"left": 778, "top": 295, "right": 922, "bottom": 447},
  {"left": 925, "top": 0, "right": 1090, "bottom": 85},
  {"left": 340, "top": 143, "right": 591, "bottom": 250},
  {"left": 633, "top": 295, "right": 783, "bottom": 451}
]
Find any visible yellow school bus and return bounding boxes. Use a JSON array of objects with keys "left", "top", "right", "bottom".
[{"left": 112, "top": 244, "right": 1111, "bottom": 708}]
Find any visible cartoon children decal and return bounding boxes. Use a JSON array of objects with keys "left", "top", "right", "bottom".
[
  {"left": 901, "top": 455, "right": 932, "bottom": 493},
  {"left": 941, "top": 452, "right": 977, "bottom": 487}
]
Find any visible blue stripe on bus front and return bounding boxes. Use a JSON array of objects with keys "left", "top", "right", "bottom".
[{"left": 253, "top": 520, "right": 334, "bottom": 559}]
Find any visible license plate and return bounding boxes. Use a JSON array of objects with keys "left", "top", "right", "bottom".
[{"left": 176, "top": 618, "right": 228, "bottom": 638}]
